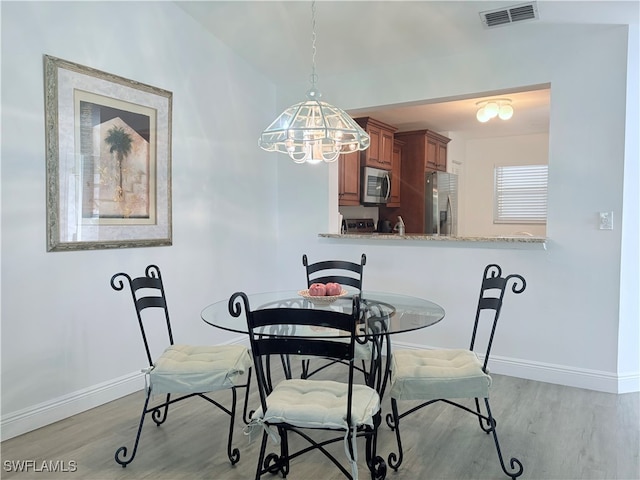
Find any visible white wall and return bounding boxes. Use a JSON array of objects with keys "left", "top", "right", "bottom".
[
  {"left": 460, "top": 133, "right": 549, "bottom": 237},
  {"left": 274, "top": 23, "right": 639, "bottom": 395},
  {"left": 1, "top": 2, "right": 638, "bottom": 442},
  {"left": 1, "top": 1, "right": 279, "bottom": 439},
  {"left": 618, "top": 23, "right": 640, "bottom": 385}
]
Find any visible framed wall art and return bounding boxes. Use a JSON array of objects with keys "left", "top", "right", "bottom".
[{"left": 44, "top": 55, "right": 172, "bottom": 251}]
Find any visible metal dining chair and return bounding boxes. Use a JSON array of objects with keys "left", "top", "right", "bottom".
[
  {"left": 386, "top": 264, "right": 526, "bottom": 479},
  {"left": 230, "top": 291, "right": 387, "bottom": 480},
  {"left": 303, "top": 253, "right": 367, "bottom": 293},
  {"left": 110, "top": 265, "right": 252, "bottom": 468},
  {"left": 301, "top": 253, "right": 372, "bottom": 380}
]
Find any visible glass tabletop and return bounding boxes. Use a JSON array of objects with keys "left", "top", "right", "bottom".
[{"left": 201, "top": 290, "right": 445, "bottom": 338}]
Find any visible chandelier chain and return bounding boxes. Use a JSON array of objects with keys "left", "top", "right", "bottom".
[
  {"left": 258, "top": 0, "right": 371, "bottom": 163},
  {"left": 310, "top": 0, "right": 318, "bottom": 88}
]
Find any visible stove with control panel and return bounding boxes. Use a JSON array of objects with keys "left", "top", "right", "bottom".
[{"left": 342, "top": 218, "right": 376, "bottom": 234}]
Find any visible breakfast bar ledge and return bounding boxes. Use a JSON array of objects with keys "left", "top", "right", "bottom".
[{"left": 318, "top": 234, "right": 547, "bottom": 250}]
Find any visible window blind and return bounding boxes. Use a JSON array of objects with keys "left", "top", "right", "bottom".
[{"left": 494, "top": 165, "right": 548, "bottom": 224}]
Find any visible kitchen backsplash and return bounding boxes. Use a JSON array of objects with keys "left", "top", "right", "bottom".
[{"left": 339, "top": 205, "right": 379, "bottom": 225}]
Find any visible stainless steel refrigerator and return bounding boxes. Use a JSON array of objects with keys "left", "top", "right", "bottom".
[{"left": 425, "top": 171, "right": 458, "bottom": 236}]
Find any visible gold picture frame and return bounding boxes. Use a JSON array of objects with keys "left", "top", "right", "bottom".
[{"left": 44, "top": 55, "right": 172, "bottom": 251}]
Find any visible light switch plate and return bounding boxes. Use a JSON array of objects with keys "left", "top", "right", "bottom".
[{"left": 599, "top": 211, "right": 613, "bottom": 230}]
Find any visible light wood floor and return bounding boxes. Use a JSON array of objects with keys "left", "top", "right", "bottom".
[{"left": 2, "top": 365, "right": 638, "bottom": 480}]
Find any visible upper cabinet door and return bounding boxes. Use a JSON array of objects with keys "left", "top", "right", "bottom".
[
  {"left": 367, "top": 125, "right": 381, "bottom": 166},
  {"left": 420, "top": 130, "right": 450, "bottom": 172},
  {"left": 426, "top": 136, "right": 438, "bottom": 170},
  {"left": 380, "top": 129, "right": 394, "bottom": 168},
  {"left": 355, "top": 117, "right": 397, "bottom": 170},
  {"left": 436, "top": 142, "right": 448, "bottom": 171},
  {"left": 338, "top": 150, "right": 360, "bottom": 206},
  {"left": 386, "top": 140, "right": 403, "bottom": 207}
]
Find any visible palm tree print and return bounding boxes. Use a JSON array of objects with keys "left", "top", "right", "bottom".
[{"left": 104, "top": 126, "right": 133, "bottom": 201}]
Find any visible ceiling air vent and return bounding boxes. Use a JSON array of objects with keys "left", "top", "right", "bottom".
[{"left": 480, "top": 2, "right": 539, "bottom": 29}]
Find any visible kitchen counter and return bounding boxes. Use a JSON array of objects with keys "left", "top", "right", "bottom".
[{"left": 318, "top": 233, "right": 547, "bottom": 249}]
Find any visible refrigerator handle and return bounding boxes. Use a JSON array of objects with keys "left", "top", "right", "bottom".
[{"left": 446, "top": 195, "right": 453, "bottom": 235}]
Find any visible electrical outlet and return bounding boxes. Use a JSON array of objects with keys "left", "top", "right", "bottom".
[{"left": 599, "top": 211, "right": 613, "bottom": 230}]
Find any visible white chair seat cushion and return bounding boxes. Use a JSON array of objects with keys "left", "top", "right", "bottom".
[
  {"left": 390, "top": 349, "right": 491, "bottom": 401},
  {"left": 253, "top": 379, "right": 380, "bottom": 429},
  {"left": 150, "top": 344, "right": 252, "bottom": 394}
]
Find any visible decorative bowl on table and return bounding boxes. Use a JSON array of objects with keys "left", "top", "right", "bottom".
[{"left": 298, "top": 289, "right": 349, "bottom": 305}]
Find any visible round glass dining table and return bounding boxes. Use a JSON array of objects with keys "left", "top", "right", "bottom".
[
  {"left": 201, "top": 290, "right": 445, "bottom": 338},
  {"left": 202, "top": 290, "right": 445, "bottom": 397}
]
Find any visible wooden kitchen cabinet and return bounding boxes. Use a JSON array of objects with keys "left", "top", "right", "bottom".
[
  {"left": 386, "top": 139, "right": 404, "bottom": 207},
  {"left": 393, "top": 129, "right": 451, "bottom": 233},
  {"left": 424, "top": 133, "right": 448, "bottom": 171},
  {"left": 338, "top": 149, "right": 360, "bottom": 206},
  {"left": 355, "top": 117, "right": 397, "bottom": 170},
  {"left": 380, "top": 129, "right": 394, "bottom": 169}
]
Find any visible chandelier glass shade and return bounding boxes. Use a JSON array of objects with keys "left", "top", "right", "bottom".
[
  {"left": 258, "top": 87, "right": 370, "bottom": 164},
  {"left": 476, "top": 99, "right": 514, "bottom": 123},
  {"left": 258, "top": 1, "right": 370, "bottom": 164}
]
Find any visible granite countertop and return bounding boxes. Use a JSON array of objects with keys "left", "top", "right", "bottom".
[{"left": 318, "top": 233, "right": 547, "bottom": 248}]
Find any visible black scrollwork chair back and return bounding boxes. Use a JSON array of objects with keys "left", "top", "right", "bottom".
[
  {"left": 110, "top": 265, "right": 252, "bottom": 468},
  {"left": 386, "top": 264, "right": 526, "bottom": 480},
  {"left": 229, "top": 292, "right": 387, "bottom": 480},
  {"left": 303, "top": 253, "right": 367, "bottom": 292},
  {"left": 301, "top": 253, "right": 370, "bottom": 380}
]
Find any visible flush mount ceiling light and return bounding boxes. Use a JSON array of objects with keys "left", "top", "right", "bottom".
[
  {"left": 258, "top": 1, "right": 370, "bottom": 164},
  {"left": 476, "top": 99, "right": 514, "bottom": 123}
]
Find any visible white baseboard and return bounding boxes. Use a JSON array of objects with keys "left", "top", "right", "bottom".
[
  {"left": 1, "top": 371, "right": 144, "bottom": 442},
  {"left": 3, "top": 340, "right": 637, "bottom": 442},
  {"left": 391, "top": 341, "right": 640, "bottom": 394},
  {"left": 1, "top": 337, "right": 251, "bottom": 442},
  {"left": 487, "top": 354, "right": 620, "bottom": 393},
  {"left": 617, "top": 372, "right": 640, "bottom": 394}
]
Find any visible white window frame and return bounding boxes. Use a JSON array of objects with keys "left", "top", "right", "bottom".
[{"left": 494, "top": 164, "right": 548, "bottom": 224}]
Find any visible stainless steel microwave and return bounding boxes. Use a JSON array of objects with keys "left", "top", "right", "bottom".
[{"left": 361, "top": 166, "right": 391, "bottom": 204}]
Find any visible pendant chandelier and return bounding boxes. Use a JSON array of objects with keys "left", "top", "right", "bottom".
[{"left": 258, "top": 1, "right": 370, "bottom": 164}]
